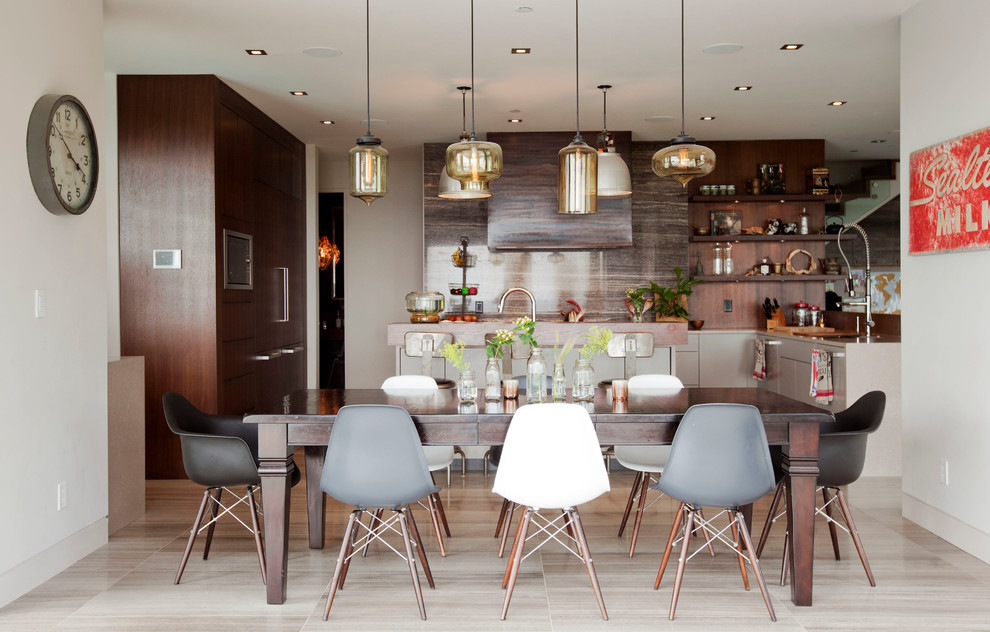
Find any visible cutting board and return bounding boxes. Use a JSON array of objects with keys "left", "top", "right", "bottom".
[{"left": 773, "top": 325, "right": 835, "bottom": 334}]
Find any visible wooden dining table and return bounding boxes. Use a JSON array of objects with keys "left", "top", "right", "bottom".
[{"left": 246, "top": 387, "right": 831, "bottom": 607}]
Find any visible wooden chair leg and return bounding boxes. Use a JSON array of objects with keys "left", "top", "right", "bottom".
[
  {"left": 628, "top": 471, "right": 653, "bottom": 557},
  {"left": 175, "top": 490, "right": 211, "bottom": 585},
  {"left": 502, "top": 509, "right": 528, "bottom": 589},
  {"left": 618, "top": 471, "right": 643, "bottom": 536},
  {"left": 730, "top": 514, "right": 750, "bottom": 590},
  {"left": 835, "top": 488, "right": 876, "bottom": 587},
  {"left": 433, "top": 493, "right": 452, "bottom": 537},
  {"left": 756, "top": 480, "right": 784, "bottom": 558},
  {"left": 495, "top": 498, "right": 510, "bottom": 538},
  {"left": 338, "top": 510, "right": 361, "bottom": 589},
  {"left": 323, "top": 511, "right": 359, "bottom": 620},
  {"left": 246, "top": 485, "right": 266, "bottom": 585},
  {"left": 397, "top": 510, "right": 428, "bottom": 620},
  {"left": 736, "top": 510, "right": 777, "bottom": 621},
  {"left": 779, "top": 527, "right": 790, "bottom": 586},
  {"left": 500, "top": 509, "right": 532, "bottom": 620},
  {"left": 668, "top": 509, "right": 695, "bottom": 620},
  {"left": 425, "top": 494, "right": 447, "bottom": 557},
  {"left": 655, "top": 502, "right": 685, "bottom": 589},
  {"left": 569, "top": 508, "right": 608, "bottom": 620},
  {"left": 498, "top": 502, "right": 517, "bottom": 558},
  {"left": 823, "top": 487, "right": 841, "bottom": 560},
  {"left": 405, "top": 507, "right": 435, "bottom": 589},
  {"left": 201, "top": 487, "right": 222, "bottom": 561}
]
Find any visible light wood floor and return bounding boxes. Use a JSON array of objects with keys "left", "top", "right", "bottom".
[{"left": 2, "top": 469, "right": 989, "bottom": 631}]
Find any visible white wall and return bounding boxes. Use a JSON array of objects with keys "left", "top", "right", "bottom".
[
  {"left": 0, "top": 0, "right": 109, "bottom": 605},
  {"left": 319, "top": 153, "right": 425, "bottom": 388},
  {"left": 901, "top": 0, "right": 990, "bottom": 563}
]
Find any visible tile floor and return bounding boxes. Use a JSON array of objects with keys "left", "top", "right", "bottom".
[{"left": 2, "top": 470, "right": 988, "bottom": 631}]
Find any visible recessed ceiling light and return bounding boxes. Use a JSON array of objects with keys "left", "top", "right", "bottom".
[
  {"left": 289, "top": 91, "right": 308, "bottom": 96},
  {"left": 515, "top": 6, "right": 533, "bottom": 13},
  {"left": 645, "top": 115, "right": 673, "bottom": 122},
  {"left": 511, "top": 47, "right": 531, "bottom": 54},
  {"left": 700, "top": 116, "right": 715, "bottom": 121},
  {"left": 870, "top": 139, "right": 886, "bottom": 143},
  {"left": 302, "top": 47, "right": 343, "bottom": 58},
  {"left": 781, "top": 43, "right": 803, "bottom": 50},
  {"left": 828, "top": 100, "right": 847, "bottom": 106},
  {"left": 734, "top": 85, "right": 752, "bottom": 91},
  {"left": 508, "top": 118, "right": 523, "bottom": 123},
  {"left": 703, "top": 43, "right": 743, "bottom": 55},
  {"left": 320, "top": 120, "right": 335, "bottom": 125},
  {"left": 245, "top": 49, "right": 267, "bottom": 56}
]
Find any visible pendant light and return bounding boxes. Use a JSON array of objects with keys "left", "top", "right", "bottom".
[
  {"left": 652, "top": 0, "right": 715, "bottom": 187},
  {"left": 349, "top": 0, "right": 388, "bottom": 205},
  {"left": 596, "top": 84, "right": 632, "bottom": 197},
  {"left": 439, "top": 87, "right": 492, "bottom": 199},
  {"left": 445, "top": 0, "right": 503, "bottom": 191},
  {"left": 558, "top": 0, "right": 597, "bottom": 214}
]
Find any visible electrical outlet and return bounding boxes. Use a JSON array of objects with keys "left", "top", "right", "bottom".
[
  {"left": 939, "top": 460, "right": 949, "bottom": 485},
  {"left": 723, "top": 299, "right": 733, "bottom": 312},
  {"left": 35, "top": 289, "right": 46, "bottom": 318},
  {"left": 57, "top": 481, "right": 67, "bottom": 511}
]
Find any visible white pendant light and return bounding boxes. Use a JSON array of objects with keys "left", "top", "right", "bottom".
[
  {"left": 558, "top": 0, "right": 597, "bottom": 214},
  {"left": 349, "top": 0, "right": 388, "bottom": 205},
  {"left": 596, "top": 84, "right": 632, "bottom": 197},
  {"left": 439, "top": 86, "right": 491, "bottom": 199},
  {"left": 652, "top": 0, "right": 715, "bottom": 187},
  {"left": 445, "top": 0, "right": 503, "bottom": 190}
]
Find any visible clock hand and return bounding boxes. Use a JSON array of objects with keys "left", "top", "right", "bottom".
[{"left": 52, "top": 125, "right": 83, "bottom": 173}]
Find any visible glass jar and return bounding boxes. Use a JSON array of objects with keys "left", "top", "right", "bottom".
[
  {"left": 456, "top": 370, "right": 476, "bottom": 404},
  {"left": 712, "top": 243, "right": 724, "bottom": 276},
  {"left": 526, "top": 347, "right": 547, "bottom": 403},
  {"left": 798, "top": 207, "right": 810, "bottom": 235},
  {"left": 552, "top": 362, "right": 567, "bottom": 402},
  {"left": 484, "top": 357, "right": 502, "bottom": 402},
  {"left": 723, "top": 243, "right": 734, "bottom": 275},
  {"left": 572, "top": 357, "right": 595, "bottom": 402}
]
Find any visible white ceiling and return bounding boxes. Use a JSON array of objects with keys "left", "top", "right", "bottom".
[{"left": 104, "top": 0, "right": 918, "bottom": 162}]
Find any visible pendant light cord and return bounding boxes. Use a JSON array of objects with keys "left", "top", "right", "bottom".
[
  {"left": 602, "top": 86, "right": 607, "bottom": 131},
  {"left": 574, "top": 0, "right": 582, "bottom": 141},
  {"left": 365, "top": 0, "right": 372, "bottom": 137},
  {"left": 679, "top": 0, "right": 686, "bottom": 137},
  {"left": 469, "top": 0, "right": 477, "bottom": 141},
  {"left": 461, "top": 88, "right": 468, "bottom": 136}
]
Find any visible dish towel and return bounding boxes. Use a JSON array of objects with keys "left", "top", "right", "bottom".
[
  {"left": 753, "top": 339, "right": 766, "bottom": 381},
  {"left": 809, "top": 349, "right": 833, "bottom": 404}
]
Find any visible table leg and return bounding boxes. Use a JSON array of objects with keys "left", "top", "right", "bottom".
[
  {"left": 258, "top": 424, "right": 294, "bottom": 605},
  {"left": 304, "top": 446, "right": 327, "bottom": 549},
  {"left": 783, "top": 423, "right": 819, "bottom": 607}
]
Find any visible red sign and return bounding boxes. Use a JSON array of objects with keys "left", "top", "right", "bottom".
[{"left": 910, "top": 125, "right": 990, "bottom": 254}]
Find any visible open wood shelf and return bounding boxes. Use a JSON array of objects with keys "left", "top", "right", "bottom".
[
  {"left": 690, "top": 234, "right": 848, "bottom": 242},
  {"left": 689, "top": 194, "right": 831, "bottom": 203},
  {"left": 693, "top": 274, "right": 846, "bottom": 282}
]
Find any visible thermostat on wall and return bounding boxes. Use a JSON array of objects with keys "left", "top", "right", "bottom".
[{"left": 153, "top": 249, "right": 182, "bottom": 269}]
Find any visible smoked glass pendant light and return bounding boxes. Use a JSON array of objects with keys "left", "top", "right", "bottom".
[
  {"left": 349, "top": 0, "right": 388, "bottom": 205},
  {"left": 652, "top": 0, "right": 715, "bottom": 187},
  {"left": 445, "top": 0, "right": 503, "bottom": 191},
  {"left": 596, "top": 84, "right": 632, "bottom": 197},
  {"left": 558, "top": 0, "right": 597, "bottom": 214},
  {"left": 439, "top": 86, "right": 491, "bottom": 199}
]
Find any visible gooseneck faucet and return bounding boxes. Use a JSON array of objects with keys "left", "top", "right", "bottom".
[
  {"left": 497, "top": 287, "right": 537, "bottom": 321},
  {"left": 837, "top": 222, "right": 874, "bottom": 337}
]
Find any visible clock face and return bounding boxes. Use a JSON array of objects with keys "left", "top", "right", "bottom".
[{"left": 27, "top": 94, "right": 100, "bottom": 215}]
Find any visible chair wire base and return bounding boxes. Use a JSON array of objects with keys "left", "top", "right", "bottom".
[{"left": 175, "top": 485, "right": 265, "bottom": 585}]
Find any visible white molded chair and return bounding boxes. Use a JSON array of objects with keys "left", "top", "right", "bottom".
[
  {"left": 493, "top": 403, "right": 611, "bottom": 620},
  {"left": 381, "top": 376, "right": 453, "bottom": 557}
]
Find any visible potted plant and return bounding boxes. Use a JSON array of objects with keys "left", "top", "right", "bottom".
[
  {"left": 649, "top": 267, "right": 702, "bottom": 322},
  {"left": 624, "top": 287, "right": 654, "bottom": 322}
]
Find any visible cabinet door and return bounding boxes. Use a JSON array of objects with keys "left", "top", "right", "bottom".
[{"left": 698, "top": 333, "right": 757, "bottom": 387}]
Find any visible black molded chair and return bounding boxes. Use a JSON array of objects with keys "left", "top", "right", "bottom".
[
  {"left": 320, "top": 405, "right": 440, "bottom": 621},
  {"left": 756, "top": 390, "right": 885, "bottom": 587},
  {"left": 653, "top": 403, "right": 777, "bottom": 621},
  {"left": 162, "top": 392, "right": 300, "bottom": 585}
]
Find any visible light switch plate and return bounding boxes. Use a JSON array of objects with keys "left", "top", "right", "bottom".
[
  {"left": 153, "top": 249, "right": 182, "bottom": 269},
  {"left": 35, "top": 289, "right": 46, "bottom": 318}
]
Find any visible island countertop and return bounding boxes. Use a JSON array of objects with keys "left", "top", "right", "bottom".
[{"left": 387, "top": 320, "right": 689, "bottom": 347}]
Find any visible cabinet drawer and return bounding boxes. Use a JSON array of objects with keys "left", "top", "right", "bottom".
[{"left": 222, "top": 338, "right": 257, "bottom": 380}]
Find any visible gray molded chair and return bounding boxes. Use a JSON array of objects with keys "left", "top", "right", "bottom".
[
  {"left": 653, "top": 403, "right": 777, "bottom": 621},
  {"left": 162, "top": 392, "right": 300, "bottom": 585},
  {"left": 320, "top": 405, "right": 440, "bottom": 621},
  {"left": 756, "top": 390, "right": 885, "bottom": 587}
]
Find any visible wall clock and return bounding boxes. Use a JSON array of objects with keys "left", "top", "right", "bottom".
[{"left": 26, "top": 94, "right": 99, "bottom": 215}]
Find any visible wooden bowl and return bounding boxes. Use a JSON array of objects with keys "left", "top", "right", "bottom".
[{"left": 689, "top": 320, "right": 705, "bottom": 330}]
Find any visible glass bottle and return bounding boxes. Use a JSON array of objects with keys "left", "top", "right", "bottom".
[
  {"left": 572, "top": 357, "right": 595, "bottom": 402},
  {"left": 552, "top": 362, "right": 567, "bottom": 401},
  {"left": 723, "top": 242, "right": 734, "bottom": 275},
  {"left": 456, "top": 370, "right": 476, "bottom": 404},
  {"left": 799, "top": 207, "right": 810, "bottom": 234},
  {"left": 484, "top": 357, "right": 502, "bottom": 402},
  {"left": 712, "top": 243, "right": 724, "bottom": 276},
  {"left": 526, "top": 347, "right": 547, "bottom": 403}
]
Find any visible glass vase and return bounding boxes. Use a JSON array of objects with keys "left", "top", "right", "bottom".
[
  {"left": 552, "top": 362, "right": 567, "bottom": 401},
  {"left": 631, "top": 304, "right": 644, "bottom": 323},
  {"left": 456, "top": 370, "right": 476, "bottom": 404},
  {"left": 484, "top": 357, "right": 502, "bottom": 402},
  {"left": 572, "top": 357, "right": 595, "bottom": 402},
  {"left": 526, "top": 347, "right": 547, "bottom": 403}
]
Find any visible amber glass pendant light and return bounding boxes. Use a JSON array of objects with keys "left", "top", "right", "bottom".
[
  {"left": 349, "top": 0, "right": 388, "bottom": 205},
  {"left": 558, "top": 0, "right": 597, "bottom": 214},
  {"left": 445, "top": 0, "right": 503, "bottom": 191},
  {"left": 596, "top": 84, "right": 632, "bottom": 197},
  {"left": 652, "top": 0, "right": 715, "bottom": 187},
  {"left": 439, "top": 87, "right": 491, "bottom": 199}
]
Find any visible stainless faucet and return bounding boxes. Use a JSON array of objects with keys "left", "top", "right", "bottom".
[
  {"left": 497, "top": 287, "right": 537, "bottom": 321},
  {"left": 837, "top": 222, "right": 874, "bottom": 337}
]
